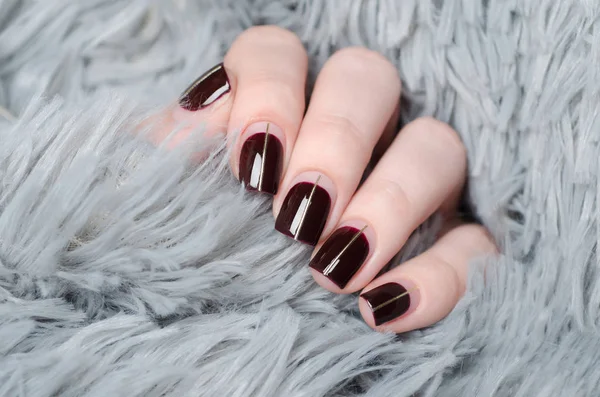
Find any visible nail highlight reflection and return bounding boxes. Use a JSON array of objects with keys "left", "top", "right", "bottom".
[
  {"left": 239, "top": 124, "right": 284, "bottom": 194},
  {"left": 179, "top": 63, "right": 231, "bottom": 111},
  {"left": 309, "top": 225, "right": 369, "bottom": 288},
  {"left": 275, "top": 175, "right": 331, "bottom": 245}
]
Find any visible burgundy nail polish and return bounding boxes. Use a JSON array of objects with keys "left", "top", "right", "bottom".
[
  {"left": 309, "top": 226, "right": 369, "bottom": 288},
  {"left": 360, "top": 283, "right": 411, "bottom": 326},
  {"left": 179, "top": 63, "right": 231, "bottom": 111},
  {"left": 275, "top": 179, "right": 331, "bottom": 245},
  {"left": 239, "top": 131, "right": 284, "bottom": 194}
]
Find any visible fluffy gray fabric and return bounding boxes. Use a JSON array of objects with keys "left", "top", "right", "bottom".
[{"left": 0, "top": 0, "right": 597, "bottom": 396}]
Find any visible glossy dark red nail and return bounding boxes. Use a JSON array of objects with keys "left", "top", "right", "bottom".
[
  {"left": 360, "top": 283, "right": 411, "bottom": 326},
  {"left": 275, "top": 178, "right": 331, "bottom": 246},
  {"left": 239, "top": 129, "right": 284, "bottom": 195},
  {"left": 309, "top": 226, "right": 369, "bottom": 288},
  {"left": 179, "top": 63, "right": 230, "bottom": 111}
]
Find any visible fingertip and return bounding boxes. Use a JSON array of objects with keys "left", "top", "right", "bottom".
[
  {"left": 309, "top": 268, "right": 348, "bottom": 294},
  {"left": 359, "top": 279, "right": 421, "bottom": 332},
  {"left": 177, "top": 62, "right": 234, "bottom": 115},
  {"left": 236, "top": 122, "right": 286, "bottom": 194},
  {"left": 272, "top": 171, "right": 336, "bottom": 245},
  {"left": 172, "top": 89, "right": 234, "bottom": 124},
  {"left": 358, "top": 294, "right": 378, "bottom": 329},
  {"left": 307, "top": 221, "right": 374, "bottom": 293}
]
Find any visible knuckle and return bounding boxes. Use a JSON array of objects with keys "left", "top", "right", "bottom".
[
  {"left": 244, "top": 76, "right": 303, "bottom": 115},
  {"left": 235, "top": 25, "right": 305, "bottom": 53},
  {"left": 332, "top": 47, "right": 391, "bottom": 68},
  {"left": 453, "top": 224, "right": 497, "bottom": 253},
  {"left": 329, "top": 47, "right": 399, "bottom": 81},
  {"left": 314, "top": 113, "right": 370, "bottom": 151},
  {"left": 370, "top": 177, "right": 412, "bottom": 218},
  {"left": 244, "top": 69, "right": 294, "bottom": 93},
  {"left": 405, "top": 117, "right": 467, "bottom": 160}
]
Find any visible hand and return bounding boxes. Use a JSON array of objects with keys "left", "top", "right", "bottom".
[{"left": 168, "top": 26, "right": 496, "bottom": 333}]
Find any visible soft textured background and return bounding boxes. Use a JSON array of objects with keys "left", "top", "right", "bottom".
[{"left": 1, "top": 0, "right": 599, "bottom": 396}]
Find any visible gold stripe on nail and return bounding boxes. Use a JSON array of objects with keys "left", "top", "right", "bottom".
[
  {"left": 258, "top": 123, "right": 270, "bottom": 190},
  {"left": 372, "top": 291, "right": 410, "bottom": 312},
  {"left": 294, "top": 174, "right": 322, "bottom": 240},
  {"left": 323, "top": 225, "right": 368, "bottom": 276}
]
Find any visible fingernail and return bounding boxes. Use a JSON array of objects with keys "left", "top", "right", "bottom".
[
  {"left": 239, "top": 123, "right": 284, "bottom": 194},
  {"left": 179, "top": 63, "right": 231, "bottom": 111},
  {"left": 360, "top": 283, "right": 411, "bottom": 326},
  {"left": 275, "top": 175, "right": 331, "bottom": 245},
  {"left": 309, "top": 225, "right": 369, "bottom": 288}
]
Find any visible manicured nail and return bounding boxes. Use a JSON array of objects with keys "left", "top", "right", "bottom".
[
  {"left": 179, "top": 63, "right": 230, "bottom": 111},
  {"left": 309, "top": 225, "right": 369, "bottom": 288},
  {"left": 360, "top": 283, "right": 411, "bottom": 326},
  {"left": 275, "top": 175, "right": 331, "bottom": 245},
  {"left": 239, "top": 123, "right": 284, "bottom": 194}
]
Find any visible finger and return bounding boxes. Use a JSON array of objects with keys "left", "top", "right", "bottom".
[
  {"left": 308, "top": 117, "right": 467, "bottom": 292},
  {"left": 273, "top": 47, "right": 401, "bottom": 245},
  {"left": 225, "top": 26, "right": 308, "bottom": 194},
  {"left": 160, "top": 26, "right": 308, "bottom": 175},
  {"left": 359, "top": 223, "right": 497, "bottom": 332}
]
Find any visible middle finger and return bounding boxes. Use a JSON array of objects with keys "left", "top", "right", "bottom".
[{"left": 273, "top": 47, "right": 401, "bottom": 245}]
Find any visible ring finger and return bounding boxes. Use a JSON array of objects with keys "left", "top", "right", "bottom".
[{"left": 309, "top": 117, "right": 467, "bottom": 292}]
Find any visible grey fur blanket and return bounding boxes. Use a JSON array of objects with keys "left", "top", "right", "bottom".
[{"left": 0, "top": 1, "right": 597, "bottom": 396}]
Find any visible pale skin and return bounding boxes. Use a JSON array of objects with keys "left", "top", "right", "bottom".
[{"left": 160, "top": 26, "right": 497, "bottom": 333}]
